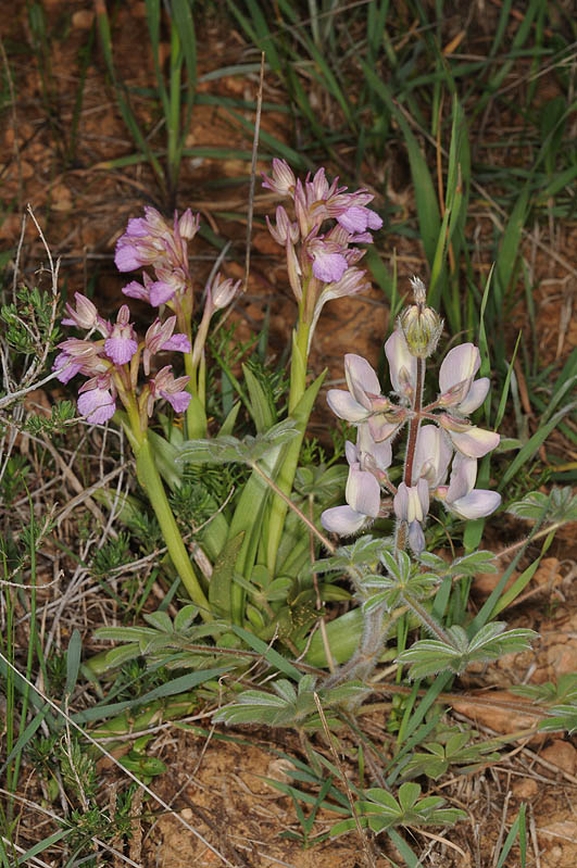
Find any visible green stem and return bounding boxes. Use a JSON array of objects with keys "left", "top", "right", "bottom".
[
  {"left": 183, "top": 350, "right": 208, "bottom": 439},
  {"left": 402, "top": 593, "right": 451, "bottom": 644},
  {"left": 265, "top": 321, "right": 318, "bottom": 573},
  {"left": 134, "top": 436, "right": 210, "bottom": 619}
]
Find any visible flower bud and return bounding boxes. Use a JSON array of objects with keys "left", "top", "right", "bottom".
[{"left": 398, "top": 277, "right": 443, "bottom": 359}]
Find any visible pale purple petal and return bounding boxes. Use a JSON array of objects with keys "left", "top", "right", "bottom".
[
  {"left": 321, "top": 505, "right": 370, "bottom": 535},
  {"left": 53, "top": 352, "right": 82, "bottom": 383},
  {"left": 445, "top": 454, "right": 477, "bottom": 502},
  {"left": 337, "top": 205, "right": 383, "bottom": 234},
  {"left": 384, "top": 330, "right": 417, "bottom": 398},
  {"left": 77, "top": 387, "right": 116, "bottom": 424},
  {"left": 346, "top": 466, "right": 381, "bottom": 517},
  {"left": 104, "top": 335, "right": 138, "bottom": 366},
  {"left": 449, "top": 489, "right": 501, "bottom": 519},
  {"left": 457, "top": 377, "right": 490, "bottom": 415},
  {"left": 161, "top": 334, "right": 191, "bottom": 353},
  {"left": 115, "top": 242, "right": 144, "bottom": 272},
  {"left": 357, "top": 424, "right": 393, "bottom": 471},
  {"left": 160, "top": 389, "right": 191, "bottom": 413},
  {"left": 408, "top": 520, "right": 426, "bottom": 554},
  {"left": 439, "top": 343, "right": 480, "bottom": 393},
  {"left": 311, "top": 248, "right": 348, "bottom": 283},
  {"left": 326, "top": 389, "right": 368, "bottom": 422},
  {"left": 122, "top": 280, "right": 151, "bottom": 301},
  {"left": 344, "top": 354, "right": 381, "bottom": 408},
  {"left": 447, "top": 425, "right": 500, "bottom": 458},
  {"left": 413, "top": 425, "right": 452, "bottom": 487},
  {"left": 149, "top": 279, "right": 177, "bottom": 306}
]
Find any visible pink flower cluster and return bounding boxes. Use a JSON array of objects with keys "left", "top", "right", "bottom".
[
  {"left": 54, "top": 293, "right": 191, "bottom": 425},
  {"left": 115, "top": 207, "right": 198, "bottom": 308},
  {"left": 262, "top": 159, "right": 382, "bottom": 336},
  {"left": 55, "top": 206, "right": 243, "bottom": 427},
  {"left": 115, "top": 206, "right": 240, "bottom": 317},
  {"left": 321, "top": 310, "right": 501, "bottom": 551}
]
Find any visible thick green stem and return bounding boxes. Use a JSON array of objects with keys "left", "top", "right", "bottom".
[
  {"left": 183, "top": 351, "right": 208, "bottom": 439},
  {"left": 135, "top": 436, "right": 210, "bottom": 618},
  {"left": 265, "top": 321, "right": 318, "bottom": 574}
]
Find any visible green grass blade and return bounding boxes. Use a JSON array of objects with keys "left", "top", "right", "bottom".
[{"left": 230, "top": 625, "right": 302, "bottom": 679}]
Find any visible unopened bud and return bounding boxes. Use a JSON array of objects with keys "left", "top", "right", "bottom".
[{"left": 398, "top": 278, "right": 443, "bottom": 358}]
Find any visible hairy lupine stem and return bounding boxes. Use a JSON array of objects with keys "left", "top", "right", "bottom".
[
  {"left": 401, "top": 593, "right": 452, "bottom": 644},
  {"left": 323, "top": 601, "right": 393, "bottom": 688}
]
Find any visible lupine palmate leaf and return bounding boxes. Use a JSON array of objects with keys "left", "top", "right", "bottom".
[
  {"left": 398, "top": 728, "right": 501, "bottom": 781},
  {"left": 507, "top": 486, "right": 577, "bottom": 524},
  {"left": 539, "top": 703, "right": 577, "bottom": 735},
  {"left": 418, "top": 549, "right": 498, "bottom": 578},
  {"left": 214, "top": 676, "right": 367, "bottom": 728},
  {"left": 331, "top": 781, "right": 465, "bottom": 836},
  {"left": 178, "top": 419, "right": 300, "bottom": 466},
  {"left": 312, "top": 536, "right": 387, "bottom": 575},
  {"left": 397, "top": 623, "right": 537, "bottom": 679}
]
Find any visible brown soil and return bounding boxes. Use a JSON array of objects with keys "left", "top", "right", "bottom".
[{"left": 1, "top": 2, "right": 576, "bottom": 867}]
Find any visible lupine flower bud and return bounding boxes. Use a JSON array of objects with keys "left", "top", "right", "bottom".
[{"left": 398, "top": 277, "right": 443, "bottom": 359}]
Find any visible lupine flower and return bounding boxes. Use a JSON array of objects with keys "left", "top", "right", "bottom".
[
  {"left": 321, "top": 440, "right": 383, "bottom": 535},
  {"left": 324, "top": 278, "right": 501, "bottom": 547},
  {"left": 321, "top": 426, "right": 393, "bottom": 535},
  {"left": 384, "top": 330, "right": 418, "bottom": 401},
  {"left": 437, "top": 413, "right": 500, "bottom": 459},
  {"left": 393, "top": 479, "right": 430, "bottom": 553},
  {"left": 437, "top": 343, "right": 489, "bottom": 414},
  {"left": 437, "top": 454, "right": 501, "bottom": 519},
  {"left": 327, "top": 354, "right": 404, "bottom": 443}
]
